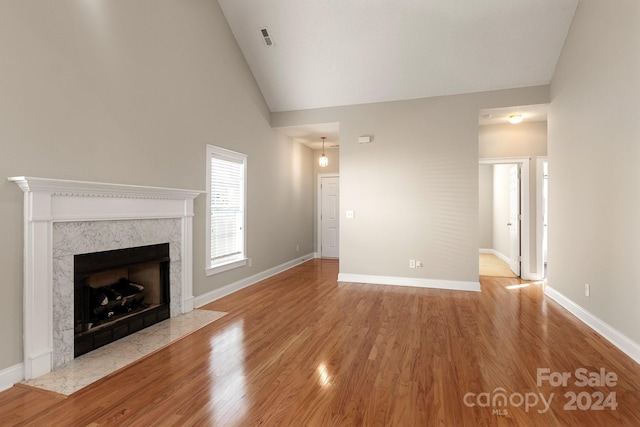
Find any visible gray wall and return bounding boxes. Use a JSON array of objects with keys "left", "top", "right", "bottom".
[
  {"left": 549, "top": 0, "right": 640, "bottom": 344},
  {"left": 0, "top": 1, "right": 314, "bottom": 371},
  {"left": 273, "top": 86, "right": 549, "bottom": 283}
]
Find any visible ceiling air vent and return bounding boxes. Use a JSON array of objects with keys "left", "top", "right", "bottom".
[{"left": 260, "top": 27, "right": 274, "bottom": 47}]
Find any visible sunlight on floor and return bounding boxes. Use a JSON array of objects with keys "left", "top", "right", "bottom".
[{"left": 506, "top": 280, "right": 546, "bottom": 290}]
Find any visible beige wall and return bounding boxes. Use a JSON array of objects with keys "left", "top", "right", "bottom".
[
  {"left": 313, "top": 148, "right": 340, "bottom": 176},
  {"left": 273, "top": 86, "right": 549, "bottom": 283},
  {"left": 549, "top": 0, "right": 640, "bottom": 344},
  {"left": 479, "top": 122, "right": 547, "bottom": 159},
  {"left": 0, "top": 1, "right": 314, "bottom": 372},
  {"left": 478, "top": 164, "right": 493, "bottom": 249}
]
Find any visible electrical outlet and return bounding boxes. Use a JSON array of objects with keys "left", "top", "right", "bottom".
[
  {"left": 409, "top": 259, "right": 416, "bottom": 268},
  {"left": 296, "top": 244, "right": 299, "bottom": 252},
  {"left": 585, "top": 283, "right": 590, "bottom": 297},
  {"left": 248, "top": 258, "right": 253, "bottom": 267},
  {"left": 416, "top": 260, "right": 423, "bottom": 268}
]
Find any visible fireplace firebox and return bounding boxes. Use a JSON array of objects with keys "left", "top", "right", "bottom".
[{"left": 74, "top": 243, "right": 170, "bottom": 357}]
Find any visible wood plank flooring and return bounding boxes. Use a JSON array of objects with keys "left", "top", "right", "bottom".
[{"left": 1, "top": 259, "right": 639, "bottom": 426}]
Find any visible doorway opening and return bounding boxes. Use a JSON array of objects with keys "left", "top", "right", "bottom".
[
  {"left": 477, "top": 104, "right": 548, "bottom": 281},
  {"left": 479, "top": 162, "right": 522, "bottom": 277}
]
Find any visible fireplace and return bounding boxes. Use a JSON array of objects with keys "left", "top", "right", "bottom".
[
  {"left": 9, "top": 176, "right": 204, "bottom": 379},
  {"left": 74, "top": 243, "right": 171, "bottom": 357}
]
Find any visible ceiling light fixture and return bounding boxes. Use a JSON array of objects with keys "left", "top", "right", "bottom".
[
  {"left": 508, "top": 114, "right": 523, "bottom": 124},
  {"left": 319, "top": 137, "right": 328, "bottom": 167}
]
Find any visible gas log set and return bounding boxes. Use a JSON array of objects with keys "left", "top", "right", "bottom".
[{"left": 89, "top": 278, "right": 146, "bottom": 322}]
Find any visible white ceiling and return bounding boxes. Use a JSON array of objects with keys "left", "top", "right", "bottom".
[{"left": 217, "top": 0, "right": 576, "bottom": 145}]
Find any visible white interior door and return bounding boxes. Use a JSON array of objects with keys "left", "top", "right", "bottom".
[
  {"left": 321, "top": 176, "right": 339, "bottom": 258},
  {"left": 509, "top": 165, "right": 521, "bottom": 276}
]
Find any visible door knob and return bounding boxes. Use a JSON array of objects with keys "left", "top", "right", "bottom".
[{"left": 507, "top": 223, "right": 512, "bottom": 226}]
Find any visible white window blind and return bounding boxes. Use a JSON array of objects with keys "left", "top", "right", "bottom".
[{"left": 207, "top": 145, "right": 247, "bottom": 274}]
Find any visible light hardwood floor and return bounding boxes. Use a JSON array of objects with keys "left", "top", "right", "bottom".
[{"left": 1, "top": 259, "right": 639, "bottom": 426}]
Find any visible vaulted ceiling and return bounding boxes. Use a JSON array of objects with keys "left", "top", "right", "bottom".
[{"left": 217, "top": 0, "right": 578, "bottom": 114}]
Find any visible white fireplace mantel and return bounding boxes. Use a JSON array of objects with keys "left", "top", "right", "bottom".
[{"left": 9, "top": 176, "right": 204, "bottom": 380}]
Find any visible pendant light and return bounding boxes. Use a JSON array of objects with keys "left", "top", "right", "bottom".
[{"left": 319, "top": 137, "right": 328, "bottom": 167}]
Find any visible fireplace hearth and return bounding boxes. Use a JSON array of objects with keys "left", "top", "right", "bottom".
[{"left": 74, "top": 243, "right": 170, "bottom": 357}]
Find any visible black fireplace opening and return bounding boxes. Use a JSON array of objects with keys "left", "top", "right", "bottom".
[{"left": 74, "top": 243, "right": 170, "bottom": 357}]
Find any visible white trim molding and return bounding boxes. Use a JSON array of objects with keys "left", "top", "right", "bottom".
[
  {"left": 479, "top": 156, "right": 532, "bottom": 165},
  {"left": 338, "top": 273, "right": 481, "bottom": 292},
  {"left": 545, "top": 286, "right": 640, "bottom": 365},
  {"left": 9, "top": 176, "right": 204, "bottom": 380},
  {"left": 535, "top": 157, "right": 548, "bottom": 280},
  {"left": 194, "top": 253, "right": 315, "bottom": 308},
  {"left": 0, "top": 363, "right": 25, "bottom": 392}
]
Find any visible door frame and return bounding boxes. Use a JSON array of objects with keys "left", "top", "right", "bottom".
[
  {"left": 535, "top": 157, "right": 548, "bottom": 279},
  {"left": 508, "top": 164, "right": 521, "bottom": 276},
  {"left": 317, "top": 173, "right": 340, "bottom": 258},
  {"left": 480, "top": 157, "right": 540, "bottom": 280}
]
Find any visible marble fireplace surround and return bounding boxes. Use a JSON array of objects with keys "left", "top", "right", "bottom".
[{"left": 9, "top": 176, "right": 204, "bottom": 380}]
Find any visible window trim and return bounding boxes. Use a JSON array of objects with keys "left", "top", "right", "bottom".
[{"left": 206, "top": 144, "right": 247, "bottom": 276}]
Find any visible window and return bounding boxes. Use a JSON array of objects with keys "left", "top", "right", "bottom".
[{"left": 206, "top": 145, "right": 247, "bottom": 275}]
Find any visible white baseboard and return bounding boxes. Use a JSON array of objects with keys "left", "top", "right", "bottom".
[
  {"left": 545, "top": 285, "right": 640, "bottom": 365},
  {"left": 522, "top": 272, "right": 545, "bottom": 281},
  {"left": 0, "top": 363, "right": 24, "bottom": 392},
  {"left": 338, "top": 273, "right": 481, "bottom": 292},
  {"left": 193, "top": 253, "right": 315, "bottom": 308}
]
